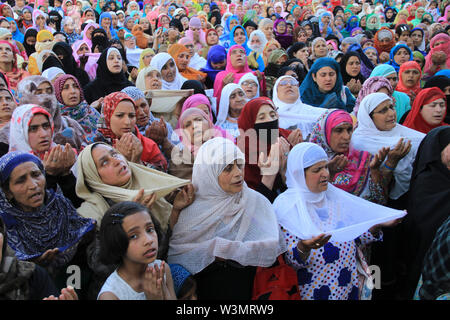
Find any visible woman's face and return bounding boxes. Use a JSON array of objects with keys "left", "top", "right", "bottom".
[
  {"left": 254, "top": 104, "right": 278, "bottom": 124},
  {"left": 126, "top": 18, "right": 135, "bottom": 31},
  {"left": 107, "top": 50, "right": 123, "bottom": 74},
  {"left": 394, "top": 48, "right": 411, "bottom": 66},
  {"left": 86, "top": 26, "right": 95, "bottom": 40},
  {"left": 0, "top": 20, "right": 10, "bottom": 31},
  {"left": 420, "top": 98, "right": 446, "bottom": 126},
  {"left": 264, "top": 44, "right": 278, "bottom": 59},
  {"left": 433, "top": 38, "right": 447, "bottom": 48},
  {"left": 233, "top": 27, "right": 246, "bottom": 45},
  {"left": 386, "top": 10, "right": 393, "bottom": 19},
  {"left": 101, "top": 17, "right": 111, "bottom": 29},
  {"left": 295, "top": 47, "right": 309, "bottom": 62},
  {"left": 0, "top": 43, "right": 13, "bottom": 64},
  {"left": 328, "top": 122, "right": 353, "bottom": 154},
  {"left": 277, "top": 77, "right": 299, "bottom": 104},
  {"left": 142, "top": 52, "right": 155, "bottom": 67},
  {"left": 305, "top": 160, "right": 329, "bottom": 193},
  {"left": 28, "top": 114, "right": 52, "bottom": 153},
  {"left": 6, "top": 162, "right": 46, "bottom": 212},
  {"left": 401, "top": 68, "right": 421, "bottom": 88},
  {"left": 240, "top": 79, "right": 258, "bottom": 99},
  {"left": 110, "top": 100, "right": 136, "bottom": 138},
  {"left": 54, "top": 33, "right": 67, "bottom": 43},
  {"left": 276, "top": 21, "right": 286, "bottom": 34},
  {"left": 111, "top": 15, "right": 118, "bottom": 27},
  {"left": 312, "top": 66, "right": 337, "bottom": 93},
  {"left": 297, "top": 31, "right": 307, "bottom": 43},
  {"left": 365, "top": 49, "right": 378, "bottom": 65},
  {"left": 314, "top": 40, "right": 328, "bottom": 58},
  {"left": 229, "top": 19, "right": 239, "bottom": 31},
  {"left": 0, "top": 90, "right": 15, "bottom": 120},
  {"left": 207, "top": 31, "right": 218, "bottom": 45},
  {"left": 61, "top": 78, "right": 81, "bottom": 106},
  {"left": 161, "top": 58, "right": 177, "bottom": 82},
  {"left": 64, "top": 19, "right": 75, "bottom": 34},
  {"left": 23, "top": 11, "right": 32, "bottom": 21},
  {"left": 210, "top": 59, "right": 226, "bottom": 70},
  {"left": 228, "top": 88, "right": 246, "bottom": 116},
  {"left": 36, "top": 15, "right": 46, "bottom": 27},
  {"left": 145, "top": 70, "right": 162, "bottom": 90},
  {"left": 176, "top": 51, "right": 190, "bottom": 72},
  {"left": 371, "top": 99, "right": 397, "bottom": 131},
  {"left": 262, "top": 22, "right": 274, "bottom": 40},
  {"left": 386, "top": 72, "right": 399, "bottom": 89},
  {"left": 218, "top": 160, "right": 244, "bottom": 194},
  {"left": 398, "top": 31, "right": 410, "bottom": 42},
  {"left": 230, "top": 47, "right": 246, "bottom": 69},
  {"left": 92, "top": 144, "right": 131, "bottom": 187},
  {"left": 411, "top": 30, "right": 423, "bottom": 46},
  {"left": 346, "top": 56, "right": 361, "bottom": 77},
  {"left": 77, "top": 43, "right": 90, "bottom": 56},
  {"left": 84, "top": 10, "right": 95, "bottom": 22},
  {"left": 35, "top": 81, "right": 53, "bottom": 95},
  {"left": 140, "top": 18, "right": 150, "bottom": 31},
  {"left": 182, "top": 113, "right": 211, "bottom": 145},
  {"left": 135, "top": 98, "right": 150, "bottom": 127}
]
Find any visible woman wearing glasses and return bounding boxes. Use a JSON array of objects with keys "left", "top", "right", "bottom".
[{"left": 238, "top": 73, "right": 260, "bottom": 100}]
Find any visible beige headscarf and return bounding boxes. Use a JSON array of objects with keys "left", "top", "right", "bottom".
[
  {"left": 135, "top": 65, "right": 159, "bottom": 91},
  {"left": 167, "top": 137, "right": 286, "bottom": 274},
  {"left": 75, "top": 143, "right": 189, "bottom": 231}
]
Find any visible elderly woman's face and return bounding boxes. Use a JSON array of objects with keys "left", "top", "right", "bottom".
[
  {"left": 314, "top": 40, "right": 328, "bottom": 58},
  {"left": 276, "top": 21, "right": 286, "bottom": 34},
  {"left": 28, "top": 114, "right": 52, "bottom": 154},
  {"left": 161, "top": 58, "right": 177, "bottom": 82},
  {"left": 241, "top": 79, "right": 258, "bottom": 99},
  {"left": 6, "top": 162, "right": 46, "bottom": 211},
  {"left": 182, "top": 113, "right": 211, "bottom": 145},
  {"left": 135, "top": 98, "right": 150, "bottom": 127},
  {"left": 228, "top": 88, "right": 246, "bottom": 116},
  {"left": 328, "top": 122, "right": 353, "bottom": 154},
  {"left": 207, "top": 31, "right": 218, "bottom": 45},
  {"left": 230, "top": 47, "right": 246, "bottom": 69},
  {"left": 218, "top": 160, "right": 244, "bottom": 194},
  {"left": 370, "top": 99, "right": 397, "bottom": 131},
  {"left": 277, "top": 77, "right": 300, "bottom": 104},
  {"left": 262, "top": 22, "right": 274, "bottom": 40},
  {"left": 145, "top": 70, "right": 162, "bottom": 90},
  {"left": 305, "top": 160, "right": 329, "bottom": 193},
  {"left": 365, "top": 48, "right": 378, "bottom": 65},
  {"left": 61, "top": 78, "right": 81, "bottom": 107},
  {"left": 254, "top": 104, "right": 278, "bottom": 124},
  {"left": 77, "top": 43, "right": 90, "bottom": 56},
  {"left": 142, "top": 52, "right": 155, "bottom": 67},
  {"left": 91, "top": 144, "right": 132, "bottom": 187}
]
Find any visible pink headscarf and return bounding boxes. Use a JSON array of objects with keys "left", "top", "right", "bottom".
[
  {"left": 184, "top": 18, "right": 206, "bottom": 51},
  {"left": 71, "top": 39, "right": 100, "bottom": 81},
  {"left": 82, "top": 22, "right": 99, "bottom": 49},
  {"left": 424, "top": 33, "right": 450, "bottom": 77}
]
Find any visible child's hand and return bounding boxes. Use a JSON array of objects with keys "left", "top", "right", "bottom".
[
  {"left": 155, "top": 261, "right": 177, "bottom": 300},
  {"left": 143, "top": 266, "right": 164, "bottom": 300}
]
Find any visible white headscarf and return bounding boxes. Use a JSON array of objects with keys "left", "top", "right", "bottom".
[
  {"left": 351, "top": 92, "right": 425, "bottom": 199},
  {"left": 273, "top": 142, "right": 406, "bottom": 242},
  {"left": 215, "top": 83, "right": 246, "bottom": 126},
  {"left": 41, "top": 67, "right": 65, "bottom": 82},
  {"left": 247, "top": 30, "right": 268, "bottom": 55},
  {"left": 149, "top": 53, "right": 186, "bottom": 90},
  {"left": 238, "top": 72, "right": 260, "bottom": 99},
  {"left": 273, "top": 75, "right": 326, "bottom": 136},
  {"left": 167, "top": 137, "right": 286, "bottom": 274}
]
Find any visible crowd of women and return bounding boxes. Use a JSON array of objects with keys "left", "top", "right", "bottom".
[{"left": 0, "top": 0, "right": 449, "bottom": 301}]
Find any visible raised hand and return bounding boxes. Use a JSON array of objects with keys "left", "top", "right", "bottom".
[
  {"left": 173, "top": 184, "right": 195, "bottom": 211},
  {"left": 328, "top": 154, "right": 348, "bottom": 179},
  {"left": 299, "top": 233, "right": 332, "bottom": 252},
  {"left": 143, "top": 265, "right": 164, "bottom": 300},
  {"left": 146, "top": 117, "right": 168, "bottom": 145},
  {"left": 116, "top": 133, "right": 143, "bottom": 163},
  {"left": 133, "top": 189, "right": 157, "bottom": 210},
  {"left": 386, "top": 138, "right": 412, "bottom": 167},
  {"left": 43, "top": 286, "right": 79, "bottom": 300},
  {"left": 287, "top": 128, "right": 303, "bottom": 146}
]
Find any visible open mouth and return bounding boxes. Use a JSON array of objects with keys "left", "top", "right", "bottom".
[
  {"left": 29, "top": 191, "right": 43, "bottom": 201},
  {"left": 143, "top": 248, "right": 157, "bottom": 258}
]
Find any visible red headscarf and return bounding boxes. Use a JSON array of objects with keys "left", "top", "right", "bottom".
[
  {"left": 99, "top": 92, "right": 168, "bottom": 170},
  {"left": 396, "top": 61, "right": 422, "bottom": 99},
  {"left": 0, "top": 40, "right": 30, "bottom": 91},
  {"left": 403, "top": 87, "right": 448, "bottom": 133},
  {"left": 424, "top": 33, "right": 450, "bottom": 77},
  {"left": 237, "top": 97, "right": 291, "bottom": 190},
  {"left": 374, "top": 27, "right": 396, "bottom": 55}
]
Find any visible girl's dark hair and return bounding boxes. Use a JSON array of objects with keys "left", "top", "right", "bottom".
[{"left": 99, "top": 201, "right": 162, "bottom": 266}]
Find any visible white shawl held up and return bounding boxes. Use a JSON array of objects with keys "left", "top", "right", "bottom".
[
  {"left": 273, "top": 76, "right": 326, "bottom": 137},
  {"left": 167, "top": 137, "right": 286, "bottom": 274},
  {"left": 273, "top": 142, "right": 406, "bottom": 242},
  {"left": 351, "top": 92, "right": 425, "bottom": 200},
  {"left": 150, "top": 52, "right": 186, "bottom": 90}
]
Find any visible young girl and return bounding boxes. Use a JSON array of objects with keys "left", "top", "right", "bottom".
[{"left": 98, "top": 202, "right": 177, "bottom": 300}]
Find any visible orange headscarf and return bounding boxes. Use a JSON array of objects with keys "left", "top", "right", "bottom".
[
  {"left": 168, "top": 43, "right": 207, "bottom": 82},
  {"left": 132, "top": 24, "right": 148, "bottom": 49}
]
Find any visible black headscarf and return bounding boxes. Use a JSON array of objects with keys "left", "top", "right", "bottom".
[
  {"left": 47, "top": 10, "right": 63, "bottom": 32},
  {"left": 339, "top": 51, "right": 366, "bottom": 85},
  {"left": 23, "top": 28, "right": 38, "bottom": 58},
  {"left": 181, "top": 80, "right": 206, "bottom": 95},
  {"left": 52, "top": 31, "right": 68, "bottom": 43},
  {"left": 83, "top": 47, "right": 134, "bottom": 104},
  {"left": 52, "top": 42, "right": 90, "bottom": 87},
  {"left": 423, "top": 75, "right": 450, "bottom": 123},
  {"left": 401, "top": 126, "right": 450, "bottom": 298},
  {"left": 169, "top": 18, "right": 184, "bottom": 33},
  {"left": 91, "top": 28, "right": 110, "bottom": 53},
  {"left": 209, "top": 10, "right": 222, "bottom": 26},
  {"left": 282, "top": 58, "right": 307, "bottom": 84},
  {"left": 42, "top": 55, "right": 64, "bottom": 72},
  {"left": 286, "top": 41, "right": 306, "bottom": 59}
]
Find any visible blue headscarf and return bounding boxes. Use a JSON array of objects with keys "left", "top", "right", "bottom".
[
  {"left": 299, "top": 57, "right": 354, "bottom": 111},
  {"left": 99, "top": 12, "right": 118, "bottom": 39},
  {"left": 435, "top": 69, "right": 450, "bottom": 78},
  {"left": 6, "top": 18, "right": 24, "bottom": 43},
  {"left": 0, "top": 152, "right": 95, "bottom": 261},
  {"left": 345, "top": 15, "right": 359, "bottom": 33},
  {"left": 229, "top": 25, "right": 250, "bottom": 54},
  {"left": 200, "top": 45, "right": 227, "bottom": 83},
  {"left": 387, "top": 43, "right": 413, "bottom": 72},
  {"left": 219, "top": 15, "right": 240, "bottom": 49},
  {"left": 319, "top": 11, "right": 333, "bottom": 37}
]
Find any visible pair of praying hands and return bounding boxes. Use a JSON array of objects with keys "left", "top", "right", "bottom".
[
  {"left": 43, "top": 286, "right": 78, "bottom": 301},
  {"left": 145, "top": 117, "right": 169, "bottom": 146},
  {"left": 43, "top": 144, "right": 76, "bottom": 176},
  {"left": 115, "top": 133, "right": 143, "bottom": 164},
  {"left": 144, "top": 261, "right": 176, "bottom": 300}
]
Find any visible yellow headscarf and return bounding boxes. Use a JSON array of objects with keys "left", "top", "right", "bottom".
[{"left": 138, "top": 48, "right": 155, "bottom": 72}]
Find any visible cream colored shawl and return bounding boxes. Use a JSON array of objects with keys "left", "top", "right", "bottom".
[{"left": 75, "top": 143, "right": 189, "bottom": 231}]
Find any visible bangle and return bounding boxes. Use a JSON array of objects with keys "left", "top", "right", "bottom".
[{"left": 383, "top": 162, "right": 395, "bottom": 171}]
